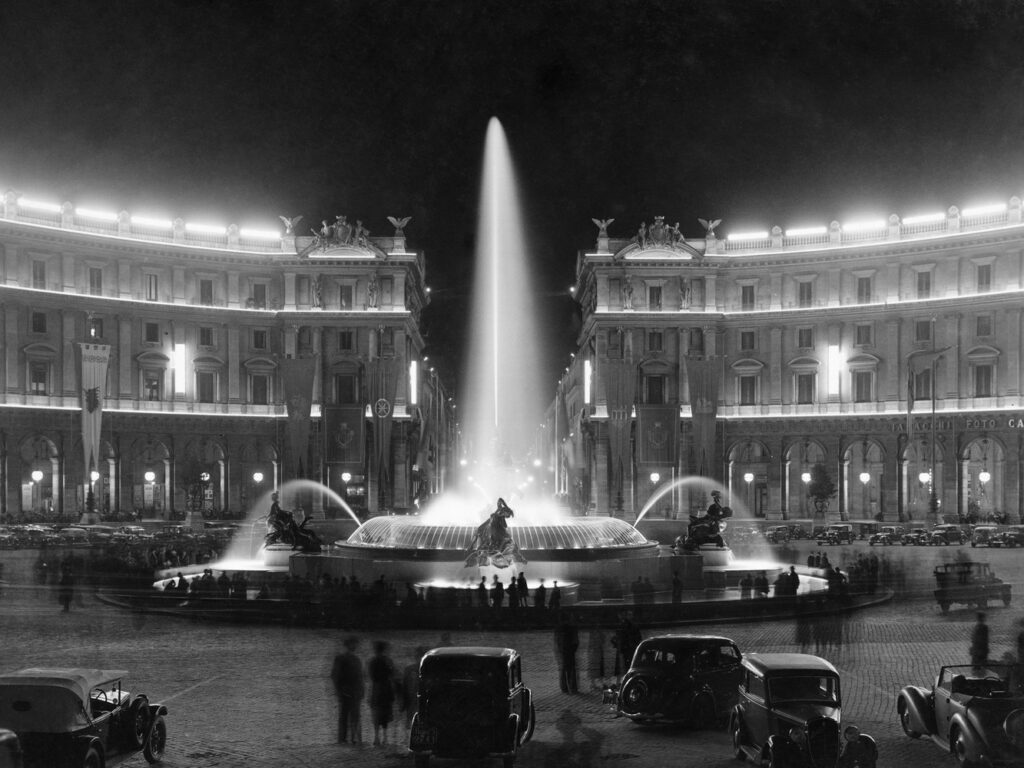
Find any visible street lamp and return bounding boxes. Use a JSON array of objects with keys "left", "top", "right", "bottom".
[
  {"left": 144, "top": 470, "right": 156, "bottom": 484},
  {"left": 744, "top": 472, "right": 755, "bottom": 516},
  {"left": 859, "top": 471, "right": 871, "bottom": 519},
  {"left": 252, "top": 471, "right": 264, "bottom": 484},
  {"left": 31, "top": 470, "right": 43, "bottom": 484},
  {"left": 650, "top": 472, "right": 660, "bottom": 484}
]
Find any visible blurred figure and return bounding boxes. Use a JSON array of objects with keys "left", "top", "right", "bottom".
[
  {"left": 368, "top": 640, "right": 396, "bottom": 746},
  {"left": 331, "top": 636, "right": 364, "bottom": 743},
  {"left": 971, "top": 612, "right": 989, "bottom": 667}
]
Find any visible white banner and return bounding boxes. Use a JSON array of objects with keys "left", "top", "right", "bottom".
[{"left": 80, "top": 343, "right": 111, "bottom": 476}]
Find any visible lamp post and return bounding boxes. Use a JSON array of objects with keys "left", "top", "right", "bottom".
[
  {"left": 859, "top": 471, "right": 870, "bottom": 520},
  {"left": 801, "top": 471, "right": 811, "bottom": 519},
  {"left": 744, "top": 471, "right": 755, "bottom": 517},
  {"left": 919, "top": 471, "right": 931, "bottom": 519}
]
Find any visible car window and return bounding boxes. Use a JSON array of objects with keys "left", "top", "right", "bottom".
[
  {"left": 636, "top": 647, "right": 680, "bottom": 666},
  {"left": 745, "top": 672, "right": 766, "bottom": 701},
  {"left": 769, "top": 675, "right": 838, "bottom": 704},
  {"left": 719, "top": 645, "right": 740, "bottom": 664}
]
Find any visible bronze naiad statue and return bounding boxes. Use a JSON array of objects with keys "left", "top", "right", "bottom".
[
  {"left": 464, "top": 498, "right": 527, "bottom": 569},
  {"left": 683, "top": 490, "right": 731, "bottom": 550},
  {"left": 265, "top": 492, "right": 322, "bottom": 553}
]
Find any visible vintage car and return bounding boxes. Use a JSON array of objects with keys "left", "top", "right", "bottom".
[
  {"left": 731, "top": 653, "right": 872, "bottom": 767},
  {"left": 819, "top": 524, "right": 854, "bottom": 545},
  {"left": 934, "top": 562, "right": 1012, "bottom": 613},
  {"left": 901, "top": 527, "right": 930, "bottom": 545},
  {"left": 868, "top": 525, "right": 904, "bottom": 546},
  {"left": 0, "top": 668, "right": 167, "bottom": 768},
  {"left": 764, "top": 526, "right": 791, "bottom": 544},
  {"left": 897, "top": 663, "right": 1024, "bottom": 767},
  {"left": 409, "top": 647, "right": 533, "bottom": 768},
  {"left": 616, "top": 635, "right": 743, "bottom": 727},
  {"left": 971, "top": 526, "right": 1000, "bottom": 547},
  {"left": 931, "top": 524, "right": 969, "bottom": 546},
  {"left": 991, "top": 526, "right": 1024, "bottom": 548}
]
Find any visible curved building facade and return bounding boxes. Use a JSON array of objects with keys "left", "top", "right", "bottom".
[
  {"left": 557, "top": 202, "right": 1024, "bottom": 526},
  {"left": 0, "top": 192, "right": 453, "bottom": 522}
]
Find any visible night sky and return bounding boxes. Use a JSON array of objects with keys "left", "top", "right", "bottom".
[{"left": 2, "top": 0, "right": 1024, "bottom": 392}]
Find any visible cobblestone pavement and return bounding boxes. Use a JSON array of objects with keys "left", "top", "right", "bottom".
[{"left": 2, "top": 540, "right": 1023, "bottom": 767}]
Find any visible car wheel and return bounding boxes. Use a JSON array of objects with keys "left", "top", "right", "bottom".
[
  {"left": 127, "top": 697, "right": 151, "bottom": 749},
  {"left": 82, "top": 745, "right": 102, "bottom": 768},
  {"left": 619, "top": 677, "right": 651, "bottom": 717},
  {"left": 898, "top": 702, "right": 921, "bottom": 738},
  {"left": 731, "top": 716, "right": 746, "bottom": 761},
  {"left": 951, "top": 726, "right": 973, "bottom": 767},
  {"left": 144, "top": 715, "right": 167, "bottom": 763}
]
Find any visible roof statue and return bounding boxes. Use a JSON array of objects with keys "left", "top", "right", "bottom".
[
  {"left": 387, "top": 216, "right": 411, "bottom": 236},
  {"left": 592, "top": 218, "right": 614, "bottom": 236},
  {"left": 698, "top": 218, "right": 722, "bottom": 238},
  {"left": 278, "top": 215, "right": 303, "bottom": 235}
]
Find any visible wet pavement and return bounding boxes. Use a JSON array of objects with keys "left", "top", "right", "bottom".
[{"left": 1, "top": 538, "right": 1022, "bottom": 767}]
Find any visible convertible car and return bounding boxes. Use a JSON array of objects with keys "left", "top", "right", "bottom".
[
  {"left": 0, "top": 668, "right": 167, "bottom": 768},
  {"left": 897, "top": 663, "right": 1024, "bottom": 767}
]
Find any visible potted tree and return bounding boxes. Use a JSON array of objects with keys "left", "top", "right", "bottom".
[{"left": 808, "top": 462, "right": 838, "bottom": 522}]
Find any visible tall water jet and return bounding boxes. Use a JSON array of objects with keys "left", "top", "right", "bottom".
[{"left": 462, "top": 118, "right": 544, "bottom": 487}]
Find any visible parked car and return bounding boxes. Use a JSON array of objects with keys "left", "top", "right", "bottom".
[
  {"left": 764, "top": 526, "right": 791, "bottom": 544},
  {"left": 822, "top": 524, "right": 854, "bottom": 545},
  {"left": 897, "top": 663, "right": 1024, "bottom": 767},
  {"left": 0, "top": 528, "right": 20, "bottom": 550},
  {"left": 154, "top": 526, "right": 194, "bottom": 542},
  {"left": 868, "top": 526, "right": 903, "bottom": 546},
  {"left": 113, "top": 526, "right": 150, "bottom": 542},
  {"left": 933, "top": 561, "right": 1012, "bottom": 613},
  {"left": 901, "top": 528, "right": 930, "bottom": 546},
  {"left": 930, "top": 524, "right": 968, "bottom": 546},
  {"left": 970, "top": 525, "right": 999, "bottom": 547},
  {"left": 53, "top": 528, "right": 89, "bottom": 545},
  {"left": 0, "top": 667, "right": 167, "bottom": 767},
  {"left": 81, "top": 525, "right": 117, "bottom": 544},
  {"left": 615, "top": 635, "right": 743, "bottom": 727},
  {"left": 991, "top": 526, "right": 1024, "bottom": 548},
  {"left": 731, "top": 652, "right": 872, "bottom": 767},
  {"left": 409, "top": 647, "right": 533, "bottom": 768}
]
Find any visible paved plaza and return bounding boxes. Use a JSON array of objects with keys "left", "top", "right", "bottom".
[{"left": 2, "top": 540, "right": 1023, "bottom": 768}]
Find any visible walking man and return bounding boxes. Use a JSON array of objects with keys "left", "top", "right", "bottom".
[{"left": 331, "top": 636, "right": 365, "bottom": 743}]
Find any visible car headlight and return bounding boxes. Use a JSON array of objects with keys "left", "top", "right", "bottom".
[{"left": 789, "top": 727, "right": 806, "bottom": 743}]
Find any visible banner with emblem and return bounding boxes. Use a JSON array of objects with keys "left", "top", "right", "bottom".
[
  {"left": 604, "top": 358, "right": 636, "bottom": 498},
  {"left": 325, "top": 405, "right": 365, "bottom": 464},
  {"left": 79, "top": 343, "right": 111, "bottom": 476},
  {"left": 370, "top": 358, "right": 400, "bottom": 484},
  {"left": 281, "top": 356, "right": 318, "bottom": 477},
  {"left": 636, "top": 404, "right": 676, "bottom": 465},
  {"left": 684, "top": 355, "right": 720, "bottom": 476}
]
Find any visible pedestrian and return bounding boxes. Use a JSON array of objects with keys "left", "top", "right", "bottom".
[
  {"left": 612, "top": 612, "right": 642, "bottom": 674},
  {"left": 534, "top": 578, "right": 547, "bottom": 611},
  {"left": 788, "top": 566, "right": 801, "bottom": 595},
  {"left": 739, "top": 572, "right": 753, "bottom": 600},
  {"left": 555, "top": 612, "right": 580, "bottom": 693},
  {"left": 57, "top": 564, "right": 74, "bottom": 613},
  {"left": 330, "top": 636, "right": 365, "bottom": 743},
  {"left": 970, "top": 612, "right": 989, "bottom": 667},
  {"left": 368, "top": 640, "right": 396, "bottom": 746},
  {"left": 507, "top": 576, "right": 519, "bottom": 613},
  {"left": 517, "top": 572, "right": 529, "bottom": 607},
  {"left": 549, "top": 580, "right": 562, "bottom": 611},
  {"left": 671, "top": 571, "right": 682, "bottom": 604},
  {"left": 476, "top": 576, "right": 488, "bottom": 608},
  {"left": 754, "top": 571, "right": 769, "bottom": 598},
  {"left": 491, "top": 574, "right": 504, "bottom": 610},
  {"left": 401, "top": 646, "right": 425, "bottom": 740}
]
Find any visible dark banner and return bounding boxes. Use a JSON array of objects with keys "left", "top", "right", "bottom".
[
  {"left": 684, "top": 355, "right": 720, "bottom": 476},
  {"left": 636, "top": 404, "right": 677, "bottom": 465},
  {"left": 78, "top": 343, "right": 111, "bottom": 476},
  {"left": 281, "top": 356, "right": 318, "bottom": 477},
  {"left": 325, "top": 405, "right": 365, "bottom": 465},
  {"left": 604, "top": 358, "right": 637, "bottom": 498},
  {"left": 370, "top": 358, "right": 400, "bottom": 484}
]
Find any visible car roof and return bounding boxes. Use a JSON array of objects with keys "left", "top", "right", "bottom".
[
  {"left": 423, "top": 646, "right": 516, "bottom": 660},
  {"left": 741, "top": 653, "right": 838, "bottom": 676},
  {"left": 639, "top": 634, "right": 736, "bottom": 645},
  {"left": 0, "top": 668, "right": 128, "bottom": 702}
]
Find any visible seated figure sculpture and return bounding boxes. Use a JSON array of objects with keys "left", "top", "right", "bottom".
[
  {"left": 464, "top": 498, "right": 527, "bottom": 569},
  {"left": 684, "top": 490, "right": 730, "bottom": 550},
  {"left": 265, "top": 492, "right": 322, "bottom": 552}
]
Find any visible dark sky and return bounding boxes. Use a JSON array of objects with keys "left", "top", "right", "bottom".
[{"left": 2, "top": 0, "right": 1024, "bottom": 390}]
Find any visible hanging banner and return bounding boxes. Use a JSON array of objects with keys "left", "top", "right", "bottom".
[
  {"left": 325, "top": 405, "right": 365, "bottom": 465},
  {"left": 370, "top": 358, "right": 400, "bottom": 485},
  {"left": 281, "top": 355, "right": 318, "bottom": 477},
  {"left": 79, "top": 343, "right": 111, "bottom": 476},
  {"left": 684, "top": 355, "right": 720, "bottom": 476},
  {"left": 604, "top": 358, "right": 637, "bottom": 499},
  {"left": 636, "top": 404, "right": 677, "bottom": 465}
]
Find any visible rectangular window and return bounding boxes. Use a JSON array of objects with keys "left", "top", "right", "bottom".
[
  {"left": 145, "top": 322, "right": 160, "bottom": 343},
  {"left": 199, "top": 279, "right": 214, "bottom": 305},
  {"left": 338, "top": 330, "right": 354, "bottom": 351},
  {"left": 915, "top": 320, "right": 932, "bottom": 343},
  {"left": 798, "top": 281, "right": 813, "bottom": 308},
  {"left": 739, "top": 375, "right": 756, "bottom": 405},
  {"left": 976, "top": 314, "right": 993, "bottom": 337},
  {"left": 856, "top": 276, "right": 872, "bottom": 304},
  {"left": 916, "top": 270, "right": 931, "bottom": 299},
  {"left": 645, "top": 375, "right": 665, "bottom": 405},
  {"left": 608, "top": 329, "right": 621, "bottom": 357},
  {"left": 89, "top": 267, "right": 103, "bottom": 296},
  {"left": 913, "top": 368, "right": 932, "bottom": 401},
  {"left": 740, "top": 331, "right": 756, "bottom": 351},
  {"left": 797, "top": 373, "right": 815, "bottom": 404},
  {"left": 336, "top": 374, "right": 357, "bottom": 404},
  {"left": 32, "top": 260, "right": 46, "bottom": 290},
  {"left": 252, "top": 329, "right": 267, "bottom": 350},
  {"left": 381, "top": 328, "right": 395, "bottom": 355},
  {"left": 197, "top": 371, "right": 215, "bottom": 403},
  {"left": 143, "top": 371, "right": 161, "bottom": 401},
  {"left": 975, "top": 365, "right": 993, "bottom": 398},
  {"left": 251, "top": 374, "right": 269, "bottom": 405},
  {"left": 977, "top": 263, "right": 992, "bottom": 293},
  {"left": 29, "top": 362, "right": 47, "bottom": 395},
  {"left": 648, "top": 331, "right": 663, "bottom": 352},
  {"left": 145, "top": 273, "right": 159, "bottom": 301},
  {"left": 746, "top": 674, "right": 766, "bottom": 701},
  {"left": 252, "top": 283, "right": 267, "bottom": 309},
  {"left": 853, "top": 371, "right": 873, "bottom": 402},
  {"left": 31, "top": 311, "right": 46, "bottom": 333},
  {"left": 855, "top": 324, "right": 872, "bottom": 346},
  {"left": 339, "top": 284, "right": 354, "bottom": 309},
  {"left": 741, "top": 285, "right": 755, "bottom": 311},
  {"left": 797, "top": 327, "right": 813, "bottom": 349},
  {"left": 648, "top": 285, "right": 662, "bottom": 311},
  {"left": 199, "top": 327, "right": 214, "bottom": 347},
  {"left": 88, "top": 317, "right": 103, "bottom": 339}
]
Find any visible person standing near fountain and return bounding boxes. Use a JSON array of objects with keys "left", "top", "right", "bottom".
[
  {"left": 331, "top": 636, "right": 365, "bottom": 744},
  {"left": 368, "top": 640, "right": 397, "bottom": 747}
]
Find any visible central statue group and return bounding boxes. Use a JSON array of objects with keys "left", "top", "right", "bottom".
[
  {"left": 682, "top": 490, "right": 732, "bottom": 550},
  {"left": 464, "top": 497, "right": 527, "bottom": 569},
  {"left": 265, "top": 492, "right": 322, "bottom": 553}
]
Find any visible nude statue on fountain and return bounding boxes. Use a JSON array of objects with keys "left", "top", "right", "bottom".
[
  {"left": 464, "top": 497, "right": 527, "bottom": 568},
  {"left": 265, "top": 492, "right": 322, "bottom": 553}
]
